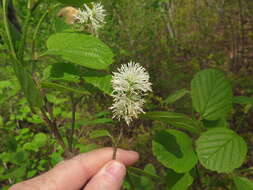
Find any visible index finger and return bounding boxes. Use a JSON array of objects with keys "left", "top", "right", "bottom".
[{"left": 10, "top": 148, "right": 139, "bottom": 190}]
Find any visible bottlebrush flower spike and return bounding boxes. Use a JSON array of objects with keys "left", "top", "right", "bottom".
[
  {"left": 110, "top": 61, "right": 152, "bottom": 125},
  {"left": 74, "top": 2, "right": 106, "bottom": 36}
]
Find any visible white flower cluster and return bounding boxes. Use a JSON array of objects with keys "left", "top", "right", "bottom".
[
  {"left": 74, "top": 2, "right": 106, "bottom": 35},
  {"left": 110, "top": 62, "right": 152, "bottom": 125}
]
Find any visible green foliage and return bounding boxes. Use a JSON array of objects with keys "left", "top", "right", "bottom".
[
  {"left": 233, "top": 96, "right": 253, "bottom": 106},
  {"left": 41, "top": 81, "right": 90, "bottom": 95},
  {"left": 89, "top": 129, "right": 111, "bottom": 139},
  {"left": 57, "top": 0, "right": 93, "bottom": 7},
  {"left": 191, "top": 69, "right": 233, "bottom": 120},
  {"left": 164, "top": 89, "right": 189, "bottom": 105},
  {"left": 143, "top": 111, "right": 201, "bottom": 134},
  {"left": 152, "top": 129, "right": 197, "bottom": 173},
  {"left": 13, "top": 63, "right": 43, "bottom": 108},
  {"left": 47, "top": 33, "right": 114, "bottom": 70},
  {"left": 196, "top": 128, "right": 247, "bottom": 173},
  {"left": 165, "top": 169, "right": 195, "bottom": 190},
  {"left": 233, "top": 176, "right": 253, "bottom": 190}
]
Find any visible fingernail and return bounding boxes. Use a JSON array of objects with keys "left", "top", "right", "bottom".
[{"left": 105, "top": 161, "right": 125, "bottom": 180}]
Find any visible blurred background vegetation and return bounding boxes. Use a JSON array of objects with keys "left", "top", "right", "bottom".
[{"left": 0, "top": 0, "right": 253, "bottom": 189}]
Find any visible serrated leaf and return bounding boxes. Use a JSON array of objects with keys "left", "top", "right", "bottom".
[
  {"left": 233, "top": 96, "right": 253, "bottom": 105},
  {"left": 191, "top": 69, "right": 232, "bottom": 120},
  {"left": 234, "top": 176, "right": 253, "bottom": 190},
  {"left": 83, "top": 71, "right": 112, "bottom": 95},
  {"left": 196, "top": 128, "right": 247, "bottom": 173},
  {"left": 47, "top": 33, "right": 114, "bottom": 70},
  {"left": 41, "top": 82, "right": 90, "bottom": 95},
  {"left": 164, "top": 89, "right": 189, "bottom": 104},
  {"left": 89, "top": 129, "right": 111, "bottom": 139},
  {"left": 153, "top": 129, "right": 198, "bottom": 173},
  {"left": 143, "top": 111, "right": 201, "bottom": 134},
  {"left": 166, "top": 169, "right": 195, "bottom": 190}
]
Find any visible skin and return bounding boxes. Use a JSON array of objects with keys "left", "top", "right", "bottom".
[{"left": 9, "top": 148, "right": 139, "bottom": 190}]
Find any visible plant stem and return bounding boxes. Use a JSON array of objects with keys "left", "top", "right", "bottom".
[
  {"left": 41, "top": 108, "right": 71, "bottom": 157},
  {"left": 2, "top": 0, "right": 17, "bottom": 60},
  {"left": 18, "top": 9, "right": 32, "bottom": 61},
  {"left": 69, "top": 94, "right": 77, "bottom": 152},
  {"left": 31, "top": 10, "right": 49, "bottom": 59},
  {"left": 112, "top": 126, "right": 124, "bottom": 160}
]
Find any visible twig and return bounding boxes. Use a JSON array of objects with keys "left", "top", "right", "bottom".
[
  {"left": 112, "top": 126, "right": 124, "bottom": 160},
  {"left": 41, "top": 108, "right": 71, "bottom": 157},
  {"left": 69, "top": 94, "right": 77, "bottom": 152}
]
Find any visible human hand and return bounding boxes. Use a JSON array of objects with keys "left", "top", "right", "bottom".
[{"left": 10, "top": 148, "right": 139, "bottom": 190}]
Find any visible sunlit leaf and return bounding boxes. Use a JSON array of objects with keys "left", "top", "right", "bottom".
[
  {"left": 47, "top": 33, "right": 114, "bottom": 70},
  {"left": 196, "top": 128, "right": 247, "bottom": 173},
  {"left": 191, "top": 69, "right": 232, "bottom": 120}
]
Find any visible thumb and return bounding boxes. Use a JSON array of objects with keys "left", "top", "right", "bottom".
[{"left": 84, "top": 160, "right": 126, "bottom": 190}]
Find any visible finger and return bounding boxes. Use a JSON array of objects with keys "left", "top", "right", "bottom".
[
  {"left": 84, "top": 161, "right": 126, "bottom": 190},
  {"left": 10, "top": 148, "right": 139, "bottom": 190}
]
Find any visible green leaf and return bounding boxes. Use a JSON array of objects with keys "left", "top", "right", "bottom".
[
  {"left": 11, "top": 151, "right": 29, "bottom": 165},
  {"left": 57, "top": 0, "right": 93, "bottom": 6},
  {"left": 166, "top": 169, "right": 195, "bottom": 190},
  {"left": 13, "top": 63, "right": 43, "bottom": 108},
  {"left": 128, "top": 166, "right": 160, "bottom": 181},
  {"left": 49, "top": 62, "right": 80, "bottom": 83},
  {"left": 89, "top": 130, "right": 111, "bottom": 139},
  {"left": 50, "top": 152, "right": 63, "bottom": 166},
  {"left": 82, "top": 118, "right": 113, "bottom": 126},
  {"left": 77, "top": 144, "right": 97, "bottom": 153},
  {"left": 143, "top": 111, "right": 201, "bottom": 134},
  {"left": 54, "top": 17, "right": 73, "bottom": 33},
  {"left": 83, "top": 71, "right": 112, "bottom": 95},
  {"left": 9, "top": 166, "right": 26, "bottom": 178},
  {"left": 196, "top": 128, "right": 247, "bottom": 173},
  {"left": 41, "top": 82, "right": 90, "bottom": 95},
  {"left": 164, "top": 89, "right": 189, "bottom": 104},
  {"left": 202, "top": 118, "right": 229, "bottom": 129},
  {"left": 33, "top": 133, "right": 48, "bottom": 147},
  {"left": 47, "top": 33, "right": 114, "bottom": 70},
  {"left": 152, "top": 129, "right": 198, "bottom": 173},
  {"left": 233, "top": 96, "right": 253, "bottom": 105},
  {"left": 234, "top": 176, "right": 253, "bottom": 190},
  {"left": 191, "top": 69, "right": 232, "bottom": 120}
]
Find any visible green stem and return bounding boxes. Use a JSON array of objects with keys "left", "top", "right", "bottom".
[
  {"left": 31, "top": 10, "right": 49, "bottom": 59},
  {"left": 69, "top": 94, "right": 77, "bottom": 152},
  {"left": 112, "top": 126, "right": 124, "bottom": 160},
  {"left": 18, "top": 10, "right": 32, "bottom": 61},
  {"left": 2, "top": 0, "right": 17, "bottom": 60}
]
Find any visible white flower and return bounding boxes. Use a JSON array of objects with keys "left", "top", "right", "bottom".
[
  {"left": 110, "top": 62, "right": 152, "bottom": 125},
  {"left": 74, "top": 2, "right": 106, "bottom": 35}
]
